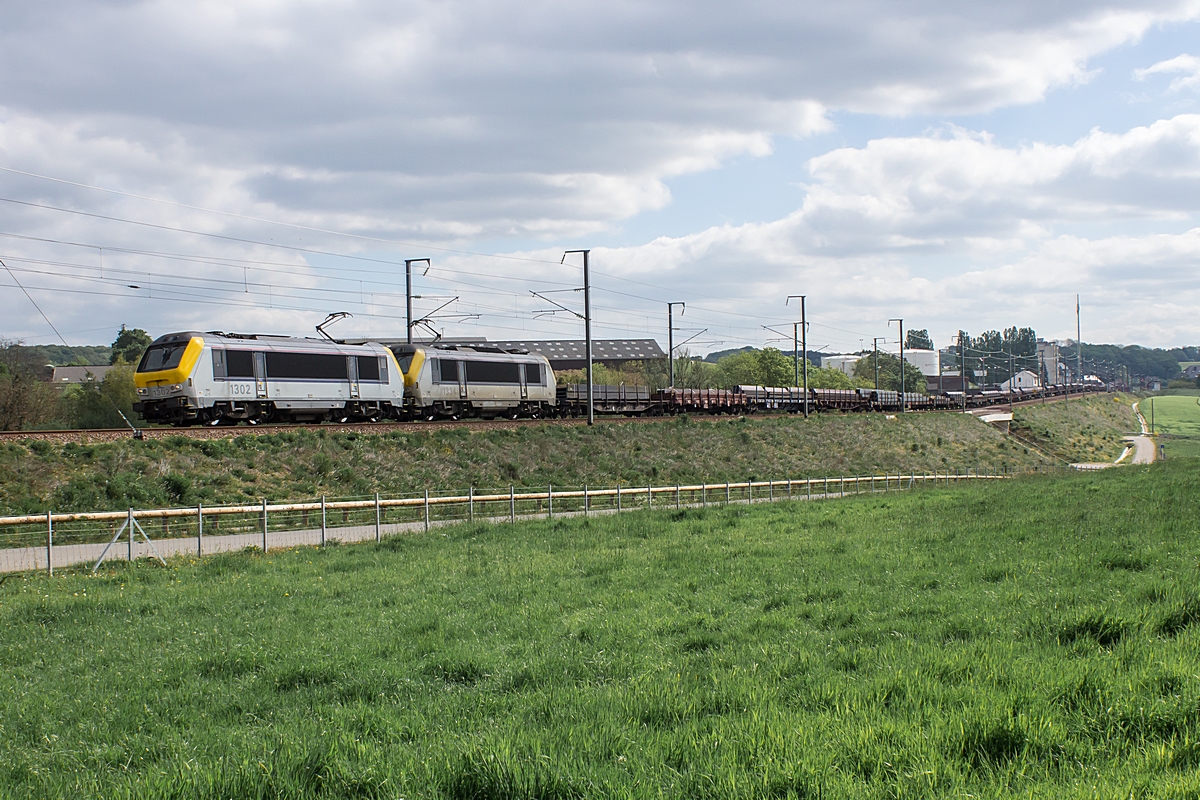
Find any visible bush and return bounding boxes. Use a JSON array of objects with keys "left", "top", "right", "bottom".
[{"left": 61, "top": 366, "right": 137, "bottom": 428}]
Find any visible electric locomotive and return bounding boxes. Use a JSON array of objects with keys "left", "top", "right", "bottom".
[
  {"left": 132, "top": 331, "right": 403, "bottom": 426},
  {"left": 391, "top": 343, "right": 556, "bottom": 419}
]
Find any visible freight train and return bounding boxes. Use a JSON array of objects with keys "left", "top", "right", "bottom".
[{"left": 133, "top": 331, "right": 1100, "bottom": 426}]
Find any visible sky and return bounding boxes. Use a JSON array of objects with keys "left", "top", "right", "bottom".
[{"left": 2, "top": 0, "right": 1200, "bottom": 359}]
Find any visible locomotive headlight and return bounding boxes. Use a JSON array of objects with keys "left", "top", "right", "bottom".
[
  {"left": 170, "top": 383, "right": 183, "bottom": 392},
  {"left": 137, "top": 388, "right": 148, "bottom": 395}
]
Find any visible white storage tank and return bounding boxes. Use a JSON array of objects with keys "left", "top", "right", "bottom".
[
  {"left": 903, "top": 349, "right": 939, "bottom": 377},
  {"left": 821, "top": 354, "right": 862, "bottom": 377}
]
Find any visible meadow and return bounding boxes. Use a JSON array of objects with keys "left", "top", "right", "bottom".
[
  {"left": 1146, "top": 395, "right": 1200, "bottom": 461},
  {"left": 1, "top": 460, "right": 1199, "bottom": 798}
]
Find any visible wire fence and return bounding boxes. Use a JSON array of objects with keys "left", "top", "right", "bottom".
[{"left": 0, "top": 466, "right": 1047, "bottom": 574}]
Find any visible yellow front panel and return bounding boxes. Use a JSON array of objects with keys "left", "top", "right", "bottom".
[{"left": 134, "top": 337, "right": 205, "bottom": 388}]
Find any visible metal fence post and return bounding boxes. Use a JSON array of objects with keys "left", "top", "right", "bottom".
[
  {"left": 769, "top": 480, "right": 773, "bottom": 502},
  {"left": 702, "top": 483, "right": 706, "bottom": 506},
  {"left": 510, "top": 486, "right": 516, "bottom": 523},
  {"left": 425, "top": 490, "right": 431, "bottom": 531},
  {"left": 726, "top": 481, "right": 730, "bottom": 503},
  {"left": 584, "top": 484, "right": 589, "bottom": 517},
  {"left": 469, "top": 487, "right": 474, "bottom": 523},
  {"left": 375, "top": 491, "right": 381, "bottom": 543},
  {"left": 197, "top": 503, "right": 203, "bottom": 556},
  {"left": 548, "top": 484, "right": 553, "bottom": 518},
  {"left": 46, "top": 510, "right": 52, "bottom": 576},
  {"left": 747, "top": 479, "right": 752, "bottom": 505},
  {"left": 262, "top": 498, "right": 268, "bottom": 553},
  {"left": 321, "top": 496, "right": 326, "bottom": 547},
  {"left": 648, "top": 482, "right": 652, "bottom": 509},
  {"left": 807, "top": 479, "right": 811, "bottom": 501},
  {"left": 788, "top": 478, "right": 792, "bottom": 498},
  {"left": 616, "top": 483, "right": 621, "bottom": 512},
  {"left": 676, "top": 483, "right": 680, "bottom": 508},
  {"left": 127, "top": 508, "right": 134, "bottom": 562}
]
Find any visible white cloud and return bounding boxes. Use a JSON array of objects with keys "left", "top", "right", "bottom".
[
  {"left": 2, "top": 0, "right": 1197, "bottom": 238},
  {"left": 571, "top": 115, "right": 1200, "bottom": 349},
  {"left": 2, "top": 2, "right": 1200, "bottom": 348},
  {"left": 1135, "top": 53, "right": 1200, "bottom": 92}
]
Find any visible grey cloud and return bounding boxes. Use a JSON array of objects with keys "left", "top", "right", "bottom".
[{"left": 2, "top": 0, "right": 1194, "bottom": 228}]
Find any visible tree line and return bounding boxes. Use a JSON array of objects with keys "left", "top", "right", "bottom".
[
  {"left": 558, "top": 347, "right": 926, "bottom": 394},
  {"left": 0, "top": 327, "right": 151, "bottom": 431}
]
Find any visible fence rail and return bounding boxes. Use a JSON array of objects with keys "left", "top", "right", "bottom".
[{"left": 0, "top": 470, "right": 1020, "bottom": 575}]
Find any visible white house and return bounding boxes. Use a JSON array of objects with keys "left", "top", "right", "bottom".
[
  {"left": 999, "top": 370, "right": 1039, "bottom": 391},
  {"left": 903, "top": 349, "right": 939, "bottom": 377}
]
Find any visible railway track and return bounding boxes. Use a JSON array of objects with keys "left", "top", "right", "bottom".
[{"left": 0, "top": 391, "right": 1104, "bottom": 444}]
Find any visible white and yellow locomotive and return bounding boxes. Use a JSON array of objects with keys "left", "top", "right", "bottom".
[
  {"left": 391, "top": 343, "right": 556, "bottom": 419},
  {"left": 133, "top": 331, "right": 403, "bottom": 426}
]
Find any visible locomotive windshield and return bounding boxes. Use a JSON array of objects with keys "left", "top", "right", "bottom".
[
  {"left": 137, "top": 343, "right": 188, "bottom": 372},
  {"left": 390, "top": 345, "right": 415, "bottom": 374}
]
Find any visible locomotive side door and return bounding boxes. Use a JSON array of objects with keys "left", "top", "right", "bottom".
[
  {"left": 253, "top": 352, "right": 267, "bottom": 399},
  {"left": 456, "top": 360, "right": 467, "bottom": 399},
  {"left": 347, "top": 356, "right": 360, "bottom": 399},
  {"left": 519, "top": 363, "right": 529, "bottom": 399}
]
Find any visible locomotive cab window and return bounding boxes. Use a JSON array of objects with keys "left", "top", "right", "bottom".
[
  {"left": 137, "top": 343, "right": 188, "bottom": 373},
  {"left": 391, "top": 346, "right": 415, "bottom": 374},
  {"left": 524, "top": 362, "right": 543, "bottom": 385}
]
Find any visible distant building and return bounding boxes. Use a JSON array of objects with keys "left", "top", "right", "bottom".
[
  {"left": 1000, "top": 370, "right": 1040, "bottom": 391},
  {"left": 1037, "top": 339, "right": 1064, "bottom": 385},
  {"left": 821, "top": 354, "right": 862, "bottom": 377},
  {"left": 488, "top": 339, "right": 665, "bottom": 371},
  {"left": 50, "top": 365, "right": 115, "bottom": 386},
  {"left": 826, "top": 349, "right": 936, "bottom": 378},
  {"left": 1184, "top": 365, "right": 1200, "bottom": 379}
]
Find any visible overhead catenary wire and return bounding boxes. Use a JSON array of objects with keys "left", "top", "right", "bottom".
[{"left": 0, "top": 258, "right": 70, "bottom": 346}]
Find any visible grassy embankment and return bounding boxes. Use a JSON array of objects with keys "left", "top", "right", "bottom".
[
  {"left": 1, "top": 461, "right": 1199, "bottom": 798},
  {"left": 1010, "top": 393, "right": 1138, "bottom": 462},
  {"left": 1146, "top": 394, "right": 1200, "bottom": 460},
  {"left": 1, "top": 412, "right": 1052, "bottom": 517}
]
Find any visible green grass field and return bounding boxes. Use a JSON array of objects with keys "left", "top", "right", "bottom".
[
  {"left": 1146, "top": 395, "right": 1200, "bottom": 461},
  {"left": 1147, "top": 396, "right": 1200, "bottom": 438},
  {"left": 0, "top": 412, "right": 1051, "bottom": 517},
  {"left": 2, "top": 461, "right": 1199, "bottom": 798},
  {"left": 1010, "top": 393, "right": 1137, "bottom": 462}
]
